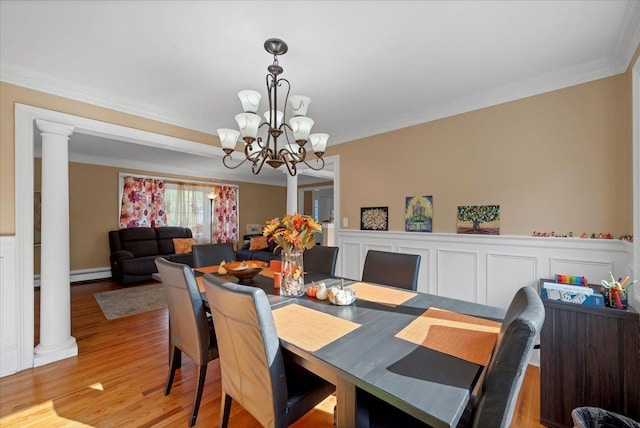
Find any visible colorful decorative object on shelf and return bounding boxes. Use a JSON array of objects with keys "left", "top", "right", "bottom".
[
  {"left": 554, "top": 274, "right": 588, "bottom": 286},
  {"left": 532, "top": 231, "right": 631, "bottom": 241},
  {"left": 600, "top": 273, "right": 636, "bottom": 310}
]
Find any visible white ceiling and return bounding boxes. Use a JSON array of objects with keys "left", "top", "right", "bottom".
[{"left": 3, "top": 1, "right": 640, "bottom": 186}]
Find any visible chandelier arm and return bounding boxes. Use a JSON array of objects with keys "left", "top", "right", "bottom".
[
  {"left": 282, "top": 156, "right": 297, "bottom": 176},
  {"left": 222, "top": 153, "right": 251, "bottom": 169},
  {"left": 251, "top": 154, "right": 269, "bottom": 175},
  {"left": 278, "top": 78, "right": 291, "bottom": 119},
  {"left": 299, "top": 155, "right": 326, "bottom": 171}
]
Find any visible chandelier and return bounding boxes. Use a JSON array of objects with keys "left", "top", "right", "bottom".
[{"left": 217, "top": 38, "right": 328, "bottom": 176}]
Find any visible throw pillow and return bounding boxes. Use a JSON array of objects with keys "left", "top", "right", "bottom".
[
  {"left": 173, "top": 237, "right": 196, "bottom": 254},
  {"left": 249, "top": 235, "right": 269, "bottom": 251}
]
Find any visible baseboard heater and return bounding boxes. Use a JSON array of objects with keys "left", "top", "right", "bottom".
[{"left": 34, "top": 267, "right": 111, "bottom": 287}]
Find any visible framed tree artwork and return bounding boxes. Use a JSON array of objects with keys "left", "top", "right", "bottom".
[
  {"left": 457, "top": 205, "right": 500, "bottom": 235},
  {"left": 360, "top": 207, "right": 388, "bottom": 231}
]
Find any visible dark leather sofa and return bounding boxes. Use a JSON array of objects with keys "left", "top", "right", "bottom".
[
  {"left": 109, "top": 226, "right": 194, "bottom": 285},
  {"left": 235, "top": 239, "right": 282, "bottom": 263}
]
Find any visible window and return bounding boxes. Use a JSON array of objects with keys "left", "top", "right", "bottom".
[
  {"left": 164, "top": 182, "right": 213, "bottom": 243},
  {"left": 118, "top": 173, "right": 238, "bottom": 244}
]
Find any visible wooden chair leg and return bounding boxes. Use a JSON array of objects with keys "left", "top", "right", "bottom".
[
  {"left": 219, "top": 392, "right": 232, "bottom": 428},
  {"left": 165, "top": 346, "right": 181, "bottom": 395},
  {"left": 189, "top": 364, "right": 208, "bottom": 427}
]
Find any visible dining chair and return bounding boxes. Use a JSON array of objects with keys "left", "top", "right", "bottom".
[
  {"left": 155, "top": 257, "right": 219, "bottom": 427},
  {"left": 355, "top": 286, "right": 545, "bottom": 428},
  {"left": 304, "top": 245, "right": 339, "bottom": 275},
  {"left": 192, "top": 242, "right": 236, "bottom": 268},
  {"left": 202, "top": 276, "right": 336, "bottom": 428},
  {"left": 361, "top": 250, "right": 421, "bottom": 291}
]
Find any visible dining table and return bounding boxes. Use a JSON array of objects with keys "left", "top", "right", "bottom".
[{"left": 193, "top": 263, "right": 506, "bottom": 428}]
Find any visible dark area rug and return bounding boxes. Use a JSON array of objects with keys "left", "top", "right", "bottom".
[{"left": 94, "top": 283, "right": 166, "bottom": 320}]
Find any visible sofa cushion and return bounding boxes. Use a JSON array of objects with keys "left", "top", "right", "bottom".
[
  {"left": 118, "top": 227, "right": 159, "bottom": 258},
  {"left": 249, "top": 236, "right": 269, "bottom": 251},
  {"left": 156, "top": 226, "right": 192, "bottom": 254},
  {"left": 120, "top": 255, "right": 164, "bottom": 275},
  {"left": 173, "top": 237, "right": 196, "bottom": 254}
]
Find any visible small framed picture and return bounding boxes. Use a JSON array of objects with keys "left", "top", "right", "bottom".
[{"left": 360, "top": 207, "right": 389, "bottom": 231}]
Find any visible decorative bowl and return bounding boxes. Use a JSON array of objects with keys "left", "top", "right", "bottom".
[
  {"left": 224, "top": 260, "right": 267, "bottom": 283},
  {"left": 327, "top": 286, "right": 356, "bottom": 306}
]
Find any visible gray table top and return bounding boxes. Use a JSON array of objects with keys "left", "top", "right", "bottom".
[{"left": 200, "top": 271, "right": 506, "bottom": 427}]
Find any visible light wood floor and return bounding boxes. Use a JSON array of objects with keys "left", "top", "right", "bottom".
[{"left": 0, "top": 280, "right": 544, "bottom": 427}]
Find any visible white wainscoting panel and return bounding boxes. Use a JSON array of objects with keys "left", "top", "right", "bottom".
[
  {"left": 340, "top": 241, "right": 363, "bottom": 283},
  {"left": 399, "top": 246, "right": 432, "bottom": 294},
  {"left": 438, "top": 249, "right": 478, "bottom": 302},
  {"left": 549, "top": 258, "right": 614, "bottom": 283},
  {"left": 486, "top": 253, "right": 538, "bottom": 309},
  {"left": 1, "top": 236, "right": 19, "bottom": 377}
]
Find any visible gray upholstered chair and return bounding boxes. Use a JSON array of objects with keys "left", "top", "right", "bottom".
[
  {"left": 202, "top": 276, "right": 336, "bottom": 428},
  {"left": 304, "top": 245, "right": 339, "bottom": 275},
  {"left": 192, "top": 242, "right": 236, "bottom": 268},
  {"left": 355, "top": 286, "right": 545, "bottom": 428},
  {"left": 361, "top": 250, "right": 421, "bottom": 291},
  {"left": 155, "top": 257, "right": 218, "bottom": 427}
]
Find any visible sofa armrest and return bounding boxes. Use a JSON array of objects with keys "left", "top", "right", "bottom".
[{"left": 110, "top": 250, "right": 134, "bottom": 264}]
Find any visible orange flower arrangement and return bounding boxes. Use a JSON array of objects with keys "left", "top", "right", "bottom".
[{"left": 263, "top": 214, "right": 322, "bottom": 252}]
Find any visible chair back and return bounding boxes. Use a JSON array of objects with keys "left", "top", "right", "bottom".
[
  {"left": 155, "top": 257, "right": 213, "bottom": 365},
  {"left": 192, "top": 243, "right": 236, "bottom": 268},
  {"left": 203, "top": 277, "right": 287, "bottom": 428},
  {"left": 361, "top": 250, "right": 421, "bottom": 290},
  {"left": 472, "top": 286, "right": 545, "bottom": 428},
  {"left": 304, "top": 246, "right": 339, "bottom": 275}
]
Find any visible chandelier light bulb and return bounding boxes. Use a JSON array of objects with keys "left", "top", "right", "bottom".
[
  {"left": 309, "top": 133, "right": 329, "bottom": 153},
  {"left": 289, "top": 95, "right": 311, "bottom": 117},
  {"left": 217, "top": 128, "right": 240, "bottom": 150},
  {"left": 289, "top": 116, "right": 314, "bottom": 142},
  {"left": 235, "top": 113, "right": 261, "bottom": 139},
  {"left": 264, "top": 110, "right": 284, "bottom": 128},
  {"left": 238, "top": 90, "right": 262, "bottom": 113}
]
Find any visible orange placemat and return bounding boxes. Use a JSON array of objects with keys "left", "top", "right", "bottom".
[
  {"left": 395, "top": 307, "right": 501, "bottom": 366},
  {"left": 347, "top": 282, "right": 417, "bottom": 306},
  {"left": 272, "top": 304, "right": 361, "bottom": 352}
]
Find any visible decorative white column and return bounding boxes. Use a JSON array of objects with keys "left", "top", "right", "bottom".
[
  {"left": 286, "top": 173, "right": 298, "bottom": 214},
  {"left": 33, "top": 119, "right": 78, "bottom": 367}
]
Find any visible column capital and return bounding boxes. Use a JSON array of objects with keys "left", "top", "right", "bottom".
[{"left": 35, "top": 119, "right": 74, "bottom": 138}]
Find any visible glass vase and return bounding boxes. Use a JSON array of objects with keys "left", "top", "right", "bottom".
[{"left": 281, "top": 249, "right": 305, "bottom": 297}]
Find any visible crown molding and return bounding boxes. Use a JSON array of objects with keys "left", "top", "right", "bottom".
[{"left": 0, "top": 62, "right": 217, "bottom": 135}]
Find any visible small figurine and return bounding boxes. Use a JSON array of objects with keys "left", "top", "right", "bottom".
[{"left": 580, "top": 232, "right": 588, "bottom": 238}]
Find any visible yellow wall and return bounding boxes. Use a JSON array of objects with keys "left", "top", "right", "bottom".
[
  {"left": 327, "top": 74, "right": 632, "bottom": 236},
  {"left": 31, "top": 159, "right": 286, "bottom": 272}
]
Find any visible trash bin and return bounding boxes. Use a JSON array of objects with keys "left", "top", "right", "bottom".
[{"left": 571, "top": 407, "right": 640, "bottom": 428}]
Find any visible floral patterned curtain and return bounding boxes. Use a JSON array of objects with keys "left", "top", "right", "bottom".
[
  {"left": 119, "top": 176, "right": 167, "bottom": 228},
  {"left": 213, "top": 185, "right": 238, "bottom": 244}
]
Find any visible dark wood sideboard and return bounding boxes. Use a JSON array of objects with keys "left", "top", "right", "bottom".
[{"left": 540, "top": 299, "right": 640, "bottom": 427}]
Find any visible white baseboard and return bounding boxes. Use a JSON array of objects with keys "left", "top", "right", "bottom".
[{"left": 33, "top": 266, "right": 112, "bottom": 287}]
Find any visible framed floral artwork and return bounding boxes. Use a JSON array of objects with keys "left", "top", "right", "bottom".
[{"left": 360, "top": 206, "right": 389, "bottom": 231}]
